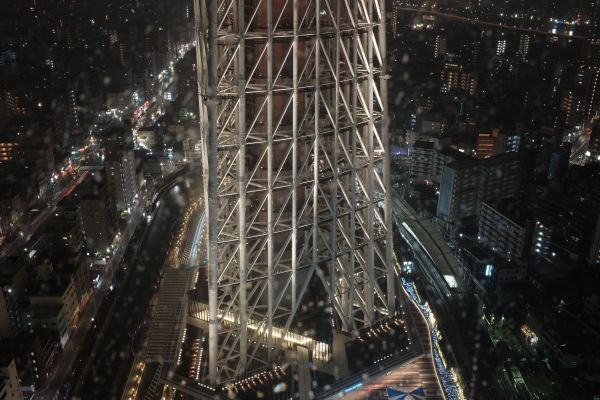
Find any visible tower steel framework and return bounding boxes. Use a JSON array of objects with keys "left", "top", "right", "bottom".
[{"left": 194, "top": 0, "right": 395, "bottom": 385}]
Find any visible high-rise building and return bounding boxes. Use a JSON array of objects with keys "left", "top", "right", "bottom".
[
  {"left": 436, "top": 153, "right": 521, "bottom": 234},
  {"left": 29, "top": 261, "right": 93, "bottom": 345},
  {"left": 473, "top": 130, "right": 523, "bottom": 158},
  {"left": 496, "top": 38, "right": 507, "bottom": 56},
  {"left": 105, "top": 143, "right": 137, "bottom": 214},
  {"left": 440, "top": 63, "right": 477, "bottom": 95},
  {"left": 436, "top": 159, "right": 480, "bottom": 232},
  {"left": 475, "top": 130, "right": 498, "bottom": 158},
  {"left": 516, "top": 34, "right": 530, "bottom": 63},
  {"left": 546, "top": 143, "right": 571, "bottom": 181},
  {"left": 584, "top": 67, "right": 600, "bottom": 120},
  {"left": 1, "top": 91, "right": 27, "bottom": 120},
  {"left": 589, "top": 124, "right": 600, "bottom": 161},
  {"left": 195, "top": 0, "right": 395, "bottom": 385},
  {"left": 478, "top": 153, "right": 522, "bottom": 207},
  {"left": 478, "top": 201, "right": 533, "bottom": 261},
  {"left": 560, "top": 61, "right": 600, "bottom": 125},
  {"left": 76, "top": 171, "right": 117, "bottom": 254},
  {"left": 530, "top": 196, "right": 600, "bottom": 266},
  {"left": 0, "top": 358, "right": 23, "bottom": 400},
  {"left": 410, "top": 141, "right": 436, "bottom": 183},
  {"left": 391, "top": 6, "right": 401, "bottom": 37},
  {"left": 434, "top": 34, "right": 448, "bottom": 59},
  {"left": 0, "top": 124, "right": 55, "bottom": 177},
  {"left": 409, "top": 141, "right": 466, "bottom": 185},
  {"left": 0, "top": 261, "right": 27, "bottom": 339},
  {"left": 67, "top": 86, "right": 80, "bottom": 130},
  {"left": 561, "top": 89, "right": 586, "bottom": 126},
  {"left": 590, "top": 0, "right": 600, "bottom": 39},
  {"left": 494, "top": 132, "right": 522, "bottom": 154}
]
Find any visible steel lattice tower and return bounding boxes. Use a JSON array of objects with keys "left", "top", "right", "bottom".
[{"left": 194, "top": 0, "right": 395, "bottom": 385}]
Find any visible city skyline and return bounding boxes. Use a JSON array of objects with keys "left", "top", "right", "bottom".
[{"left": 1, "top": 0, "right": 600, "bottom": 399}]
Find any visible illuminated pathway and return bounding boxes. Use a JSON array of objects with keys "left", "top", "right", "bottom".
[
  {"left": 401, "top": 278, "right": 465, "bottom": 400},
  {"left": 334, "top": 293, "right": 445, "bottom": 400},
  {"left": 333, "top": 249, "right": 469, "bottom": 400},
  {"left": 122, "top": 183, "right": 206, "bottom": 399},
  {"left": 391, "top": 194, "right": 470, "bottom": 400}
]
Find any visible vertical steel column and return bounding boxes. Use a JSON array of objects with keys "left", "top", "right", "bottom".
[
  {"left": 379, "top": 0, "right": 395, "bottom": 313},
  {"left": 291, "top": 0, "right": 299, "bottom": 325},
  {"left": 331, "top": 0, "right": 343, "bottom": 332},
  {"left": 236, "top": 0, "right": 248, "bottom": 374},
  {"left": 347, "top": 0, "right": 359, "bottom": 330},
  {"left": 266, "top": 0, "right": 275, "bottom": 361},
  {"left": 312, "top": 0, "right": 321, "bottom": 289},
  {"left": 365, "top": 0, "right": 376, "bottom": 326},
  {"left": 204, "top": 0, "right": 219, "bottom": 385}
]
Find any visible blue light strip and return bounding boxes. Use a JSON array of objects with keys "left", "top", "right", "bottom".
[
  {"left": 402, "top": 278, "right": 462, "bottom": 400},
  {"left": 343, "top": 382, "right": 363, "bottom": 394}
]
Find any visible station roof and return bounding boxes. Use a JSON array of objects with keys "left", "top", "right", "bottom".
[{"left": 144, "top": 268, "right": 194, "bottom": 364}]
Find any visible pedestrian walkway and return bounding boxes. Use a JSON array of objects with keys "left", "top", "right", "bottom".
[{"left": 334, "top": 296, "right": 445, "bottom": 400}]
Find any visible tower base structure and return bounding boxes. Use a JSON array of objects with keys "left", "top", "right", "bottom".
[{"left": 193, "top": 0, "right": 398, "bottom": 389}]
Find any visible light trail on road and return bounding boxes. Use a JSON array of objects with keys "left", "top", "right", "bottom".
[
  {"left": 397, "top": 7, "right": 586, "bottom": 39},
  {"left": 0, "top": 170, "right": 89, "bottom": 258}
]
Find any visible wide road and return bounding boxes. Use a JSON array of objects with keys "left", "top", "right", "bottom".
[
  {"left": 71, "top": 183, "right": 189, "bottom": 399},
  {"left": 398, "top": 6, "right": 586, "bottom": 39},
  {"left": 33, "top": 172, "right": 142, "bottom": 400}
]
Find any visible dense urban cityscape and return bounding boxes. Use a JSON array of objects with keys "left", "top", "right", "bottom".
[{"left": 1, "top": 0, "right": 600, "bottom": 399}]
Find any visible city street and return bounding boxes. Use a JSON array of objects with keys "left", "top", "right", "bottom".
[
  {"left": 1, "top": 170, "right": 89, "bottom": 258},
  {"left": 33, "top": 182, "right": 147, "bottom": 400},
  {"left": 30, "top": 171, "right": 186, "bottom": 399},
  {"left": 29, "top": 44, "right": 195, "bottom": 399},
  {"left": 70, "top": 182, "right": 189, "bottom": 399}
]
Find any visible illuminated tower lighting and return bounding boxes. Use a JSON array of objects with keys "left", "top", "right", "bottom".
[{"left": 194, "top": 0, "right": 396, "bottom": 384}]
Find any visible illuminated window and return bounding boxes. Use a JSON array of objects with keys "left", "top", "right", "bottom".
[{"left": 485, "top": 264, "right": 493, "bottom": 277}]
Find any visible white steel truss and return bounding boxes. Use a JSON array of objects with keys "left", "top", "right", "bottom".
[{"left": 194, "top": 0, "right": 396, "bottom": 385}]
